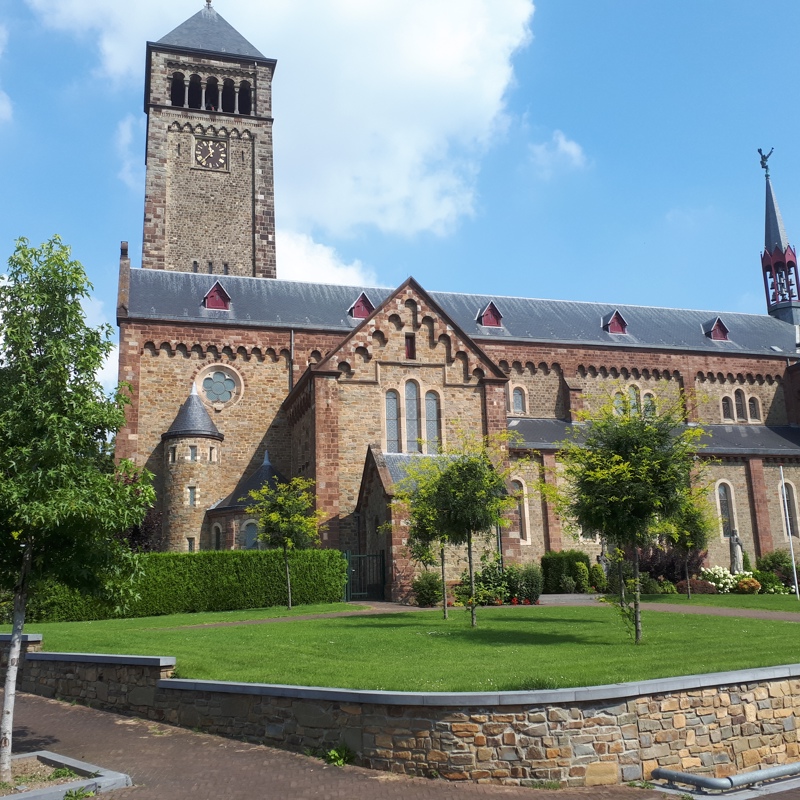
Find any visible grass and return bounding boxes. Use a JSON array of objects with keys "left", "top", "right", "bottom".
[
  {"left": 11, "top": 603, "right": 800, "bottom": 691},
  {"left": 636, "top": 593, "right": 800, "bottom": 612}
]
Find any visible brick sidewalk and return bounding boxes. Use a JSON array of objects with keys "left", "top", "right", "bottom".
[{"left": 12, "top": 692, "right": 666, "bottom": 800}]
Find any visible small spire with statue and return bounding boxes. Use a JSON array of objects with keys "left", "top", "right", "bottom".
[{"left": 759, "top": 146, "right": 774, "bottom": 178}]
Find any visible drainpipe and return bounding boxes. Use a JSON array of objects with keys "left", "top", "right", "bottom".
[{"left": 289, "top": 329, "right": 295, "bottom": 390}]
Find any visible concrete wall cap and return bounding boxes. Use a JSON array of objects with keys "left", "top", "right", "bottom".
[
  {"left": 28, "top": 652, "right": 176, "bottom": 668},
  {"left": 0, "top": 634, "right": 43, "bottom": 643}
]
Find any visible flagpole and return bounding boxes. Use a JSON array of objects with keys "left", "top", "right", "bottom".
[{"left": 779, "top": 465, "right": 800, "bottom": 601}]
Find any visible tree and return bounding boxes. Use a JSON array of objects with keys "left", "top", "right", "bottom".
[
  {"left": 552, "top": 394, "right": 703, "bottom": 643},
  {"left": 245, "top": 477, "right": 325, "bottom": 609},
  {"left": 0, "top": 237, "right": 154, "bottom": 781}
]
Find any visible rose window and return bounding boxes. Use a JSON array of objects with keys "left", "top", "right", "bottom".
[{"left": 202, "top": 370, "right": 236, "bottom": 404}]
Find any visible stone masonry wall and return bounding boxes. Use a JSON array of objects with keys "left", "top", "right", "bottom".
[{"left": 8, "top": 643, "right": 800, "bottom": 788}]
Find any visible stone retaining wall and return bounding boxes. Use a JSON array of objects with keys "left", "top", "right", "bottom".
[{"left": 2, "top": 636, "right": 798, "bottom": 787}]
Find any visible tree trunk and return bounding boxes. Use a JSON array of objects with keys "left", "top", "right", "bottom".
[
  {"left": 685, "top": 556, "right": 691, "bottom": 600},
  {"left": 284, "top": 546, "right": 292, "bottom": 610},
  {"left": 440, "top": 546, "right": 448, "bottom": 620},
  {"left": 618, "top": 560, "right": 626, "bottom": 608},
  {"left": 633, "top": 547, "right": 642, "bottom": 644},
  {"left": 468, "top": 531, "right": 476, "bottom": 628},
  {"left": 0, "top": 548, "right": 31, "bottom": 783}
]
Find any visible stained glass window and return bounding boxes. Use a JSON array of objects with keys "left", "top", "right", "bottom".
[
  {"left": 628, "top": 386, "right": 641, "bottom": 414},
  {"left": 643, "top": 393, "right": 656, "bottom": 416},
  {"left": 406, "top": 382, "right": 421, "bottom": 453},
  {"left": 512, "top": 387, "right": 525, "bottom": 414},
  {"left": 748, "top": 397, "right": 761, "bottom": 420},
  {"left": 386, "top": 390, "right": 400, "bottom": 453},
  {"left": 511, "top": 480, "right": 526, "bottom": 541},
  {"left": 734, "top": 389, "right": 746, "bottom": 421},
  {"left": 202, "top": 370, "right": 236, "bottom": 404},
  {"left": 244, "top": 522, "right": 259, "bottom": 550},
  {"left": 782, "top": 482, "right": 799, "bottom": 538},
  {"left": 425, "top": 391, "right": 441, "bottom": 454},
  {"left": 717, "top": 483, "right": 734, "bottom": 538},
  {"left": 722, "top": 397, "right": 733, "bottom": 420}
]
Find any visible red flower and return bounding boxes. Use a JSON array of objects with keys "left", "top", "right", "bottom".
[
  {"left": 523, "top": 598, "right": 531, "bottom": 605},
  {"left": 511, "top": 597, "right": 519, "bottom": 605}
]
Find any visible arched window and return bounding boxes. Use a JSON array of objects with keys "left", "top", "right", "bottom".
[
  {"left": 721, "top": 396, "right": 733, "bottom": 421},
  {"left": 213, "top": 525, "right": 222, "bottom": 550},
  {"left": 734, "top": 389, "right": 746, "bottom": 421},
  {"left": 628, "top": 385, "right": 641, "bottom": 415},
  {"left": 385, "top": 390, "right": 400, "bottom": 453},
  {"left": 511, "top": 480, "right": 527, "bottom": 541},
  {"left": 613, "top": 392, "right": 625, "bottom": 416},
  {"left": 748, "top": 397, "right": 761, "bottom": 421},
  {"left": 238, "top": 80, "right": 252, "bottom": 115},
  {"left": 643, "top": 392, "right": 656, "bottom": 417},
  {"left": 717, "top": 482, "right": 735, "bottom": 538},
  {"left": 405, "top": 382, "right": 421, "bottom": 453},
  {"left": 512, "top": 387, "right": 525, "bottom": 414},
  {"left": 205, "top": 77, "right": 219, "bottom": 110},
  {"left": 187, "top": 74, "right": 202, "bottom": 109},
  {"left": 170, "top": 72, "right": 186, "bottom": 107},
  {"left": 243, "top": 521, "right": 259, "bottom": 550},
  {"left": 425, "top": 391, "right": 441, "bottom": 454},
  {"left": 781, "top": 481, "right": 800, "bottom": 538},
  {"left": 222, "top": 79, "right": 236, "bottom": 113}
]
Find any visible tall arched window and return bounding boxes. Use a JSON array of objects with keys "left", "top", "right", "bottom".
[
  {"left": 748, "top": 397, "right": 761, "bottom": 421},
  {"left": 628, "top": 385, "right": 641, "bottom": 415},
  {"left": 222, "top": 79, "right": 235, "bottom": 113},
  {"left": 512, "top": 387, "right": 526, "bottom": 414},
  {"left": 213, "top": 524, "right": 222, "bottom": 550},
  {"left": 721, "top": 396, "right": 733, "bottom": 421},
  {"left": 243, "top": 522, "right": 258, "bottom": 550},
  {"left": 425, "top": 391, "right": 441, "bottom": 454},
  {"left": 205, "top": 76, "right": 220, "bottom": 110},
  {"left": 170, "top": 72, "right": 186, "bottom": 107},
  {"left": 643, "top": 392, "right": 656, "bottom": 416},
  {"left": 781, "top": 481, "right": 800, "bottom": 538},
  {"left": 734, "top": 389, "right": 746, "bottom": 421},
  {"left": 385, "top": 390, "right": 400, "bottom": 453},
  {"left": 405, "top": 382, "right": 421, "bottom": 453},
  {"left": 613, "top": 392, "right": 625, "bottom": 416},
  {"left": 187, "top": 74, "right": 202, "bottom": 109},
  {"left": 717, "top": 482, "right": 735, "bottom": 538},
  {"left": 238, "top": 80, "right": 252, "bottom": 115},
  {"left": 511, "top": 480, "right": 527, "bottom": 541}
]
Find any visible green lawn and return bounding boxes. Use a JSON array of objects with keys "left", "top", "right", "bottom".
[
  {"left": 636, "top": 593, "right": 800, "bottom": 612},
  {"left": 12, "top": 604, "right": 800, "bottom": 692}
]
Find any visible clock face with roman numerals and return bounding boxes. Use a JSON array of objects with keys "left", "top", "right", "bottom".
[{"left": 194, "top": 138, "right": 228, "bottom": 170}]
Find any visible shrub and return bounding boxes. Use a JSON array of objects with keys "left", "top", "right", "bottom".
[
  {"left": 675, "top": 578, "right": 717, "bottom": 595},
  {"left": 753, "top": 569, "right": 791, "bottom": 594},
  {"left": 412, "top": 571, "right": 442, "bottom": 607},
  {"left": 606, "top": 559, "right": 634, "bottom": 595},
  {"left": 541, "top": 550, "right": 591, "bottom": 594},
  {"left": 756, "top": 549, "right": 799, "bottom": 587},
  {"left": 559, "top": 574, "right": 577, "bottom": 593},
  {"left": 505, "top": 563, "right": 543, "bottom": 604},
  {"left": 700, "top": 565, "right": 740, "bottom": 594},
  {"left": 574, "top": 562, "right": 590, "bottom": 593},
  {"left": 735, "top": 577, "right": 761, "bottom": 594},
  {"left": 26, "top": 550, "right": 349, "bottom": 622},
  {"left": 589, "top": 563, "right": 607, "bottom": 593},
  {"left": 640, "top": 573, "right": 661, "bottom": 595},
  {"left": 742, "top": 550, "right": 752, "bottom": 572},
  {"left": 635, "top": 544, "right": 706, "bottom": 585},
  {"left": 658, "top": 579, "right": 678, "bottom": 594}
]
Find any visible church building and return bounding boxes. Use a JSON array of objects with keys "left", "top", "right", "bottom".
[{"left": 116, "top": 4, "right": 800, "bottom": 600}]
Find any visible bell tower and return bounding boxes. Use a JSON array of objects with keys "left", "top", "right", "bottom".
[
  {"left": 142, "top": 2, "right": 277, "bottom": 278},
  {"left": 759, "top": 148, "right": 800, "bottom": 324}
]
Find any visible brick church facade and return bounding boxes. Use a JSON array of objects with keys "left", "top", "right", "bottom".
[{"left": 116, "top": 5, "right": 800, "bottom": 600}]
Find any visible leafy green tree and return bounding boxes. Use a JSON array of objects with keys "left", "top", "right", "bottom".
[
  {"left": 551, "top": 394, "right": 703, "bottom": 643},
  {"left": 0, "top": 237, "right": 154, "bottom": 781},
  {"left": 245, "top": 477, "right": 325, "bottom": 609}
]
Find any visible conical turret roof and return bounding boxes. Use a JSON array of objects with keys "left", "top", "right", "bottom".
[
  {"left": 157, "top": 4, "right": 266, "bottom": 60},
  {"left": 212, "top": 451, "right": 285, "bottom": 511},
  {"left": 162, "top": 385, "right": 224, "bottom": 441},
  {"left": 765, "top": 175, "right": 790, "bottom": 254}
]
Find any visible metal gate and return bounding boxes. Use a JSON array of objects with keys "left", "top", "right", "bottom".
[{"left": 344, "top": 551, "right": 386, "bottom": 601}]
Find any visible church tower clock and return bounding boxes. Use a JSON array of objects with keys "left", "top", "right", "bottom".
[{"left": 142, "top": 2, "right": 277, "bottom": 278}]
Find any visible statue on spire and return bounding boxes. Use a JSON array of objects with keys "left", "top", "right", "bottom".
[{"left": 759, "top": 147, "right": 774, "bottom": 177}]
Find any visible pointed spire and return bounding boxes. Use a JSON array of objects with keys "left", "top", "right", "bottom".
[
  {"left": 765, "top": 175, "right": 790, "bottom": 253},
  {"left": 162, "top": 385, "right": 224, "bottom": 441}
]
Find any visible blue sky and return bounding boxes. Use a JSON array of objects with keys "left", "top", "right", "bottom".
[{"left": 1, "top": 0, "right": 799, "bottom": 384}]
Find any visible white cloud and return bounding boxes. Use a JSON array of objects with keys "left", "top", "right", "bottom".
[
  {"left": 115, "top": 114, "right": 146, "bottom": 191},
  {"left": 25, "top": 0, "right": 534, "bottom": 238},
  {"left": 81, "top": 296, "right": 119, "bottom": 393},
  {"left": 276, "top": 230, "right": 377, "bottom": 286},
  {"left": 0, "top": 25, "right": 12, "bottom": 123},
  {"left": 529, "top": 130, "right": 587, "bottom": 179}
]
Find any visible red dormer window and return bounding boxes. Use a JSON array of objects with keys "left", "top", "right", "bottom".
[
  {"left": 349, "top": 292, "right": 375, "bottom": 320},
  {"left": 203, "top": 281, "right": 231, "bottom": 311},
  {"left": 703, "top": 317, "right": 729, "bottom": 341},
  {"left": 602, "top": 310, "right": 628, "bottom": 335},
  {"left": 478, "top": 302, "right": 503, "bottom": 327}
]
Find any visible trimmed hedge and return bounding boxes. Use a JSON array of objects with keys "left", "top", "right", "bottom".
[
  {"left": 541, "top": 550, "right": 591, "bottom": 594},
  {"left": 26, "top": 549, "right": 349, "bottom": 622}
]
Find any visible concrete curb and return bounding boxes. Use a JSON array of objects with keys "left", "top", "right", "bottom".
[{"left": 10, "top": 750, "right": 132, "bottom": 798}]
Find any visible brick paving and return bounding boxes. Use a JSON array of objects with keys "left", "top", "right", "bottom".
[{"left": 12, "top": 692, "right": 666, "bottom": 800}]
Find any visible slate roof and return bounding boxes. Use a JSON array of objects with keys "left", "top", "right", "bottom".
[
  {"left": 507, "top": 417, "right": 800, "bottom": 456},
  {"left": 210, "top": 451, "right": 286, "bottom": 512},
  {"left": 156, "top": 6, "right": 267, "bottom": 60},
  {"left": 162, "top": 386, "right": 223, "bottom": 441},
  {"left": 127, "top": 268, "right": 798, "bottom": 358},
  {"left": 765, "top": 175, "right": 791, "bottom": 253},
  {"left": 382, "top": 453, "right": 444, "bottom": 486}
]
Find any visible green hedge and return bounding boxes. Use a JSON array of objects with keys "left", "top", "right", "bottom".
[
  {"left": 26, "top": 549, "right": 349, "bottom": 622},
  {"left": 541, "top": 550, "right": 591, "bottom": 594}
]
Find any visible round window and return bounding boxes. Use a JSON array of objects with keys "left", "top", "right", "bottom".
[{"left": 195, "top": 365, "right": 242, "bottom": 409}]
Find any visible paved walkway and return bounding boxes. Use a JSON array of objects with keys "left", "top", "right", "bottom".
[{"left": 12, "top": 692, "right": 665, "bottom": 800}]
